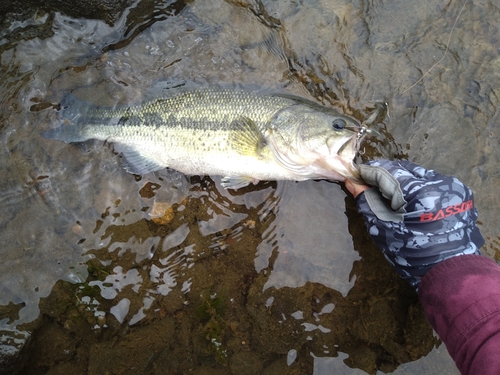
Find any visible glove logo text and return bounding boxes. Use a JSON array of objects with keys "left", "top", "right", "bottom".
[{"left": 419, "top": 200, "right": 474, "bottom": 222}]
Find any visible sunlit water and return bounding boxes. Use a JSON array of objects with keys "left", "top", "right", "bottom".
[{"left": 1, "top": 0, "right": 499, "bottom": 373}]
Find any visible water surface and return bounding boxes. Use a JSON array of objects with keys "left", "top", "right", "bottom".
[{"left": 1, "top": 0, "right": 499, "bottom": 374}]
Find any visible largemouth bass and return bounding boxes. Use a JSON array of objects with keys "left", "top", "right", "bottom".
[{"left": 42, "top": 86, "right": 366, "bottom": 189}]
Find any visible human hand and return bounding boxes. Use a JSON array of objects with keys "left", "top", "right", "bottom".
[
  {"left": 348, "top": 160, "right": 484, "bottom": 287},
  {"left": 345, "top": 179, "right": 369, "bottom": 198}
]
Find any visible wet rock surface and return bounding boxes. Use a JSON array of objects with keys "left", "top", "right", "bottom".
[
  {"left": 0, "top": 0, "right": 135, "bottom": 26},
  {"left": 0, "top": 328, "right": 31, "bottom": 375},
  {"left": 9, "top": 198, "right": 438, "bottom": 375}
]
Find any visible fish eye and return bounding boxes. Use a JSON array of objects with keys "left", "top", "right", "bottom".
[{"left": 331, "top": 119, "right": 346, "bottom": 130}]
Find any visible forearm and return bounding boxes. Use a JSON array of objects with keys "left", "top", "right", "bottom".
[{"left": 418, "top": 254, "right": 500, "bottom": 375}]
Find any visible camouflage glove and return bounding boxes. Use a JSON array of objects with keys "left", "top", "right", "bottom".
[{"left": 355, "top": 160, "right": 484, "bottom": 287}]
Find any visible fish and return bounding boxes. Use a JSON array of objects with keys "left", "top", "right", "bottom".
[{"left": 41, "top": 85, "right": 367, "bottom": 189}]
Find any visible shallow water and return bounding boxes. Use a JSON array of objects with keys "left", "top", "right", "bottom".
[{"left": 1, "top": 0, "right": 499, "bottom": 373}]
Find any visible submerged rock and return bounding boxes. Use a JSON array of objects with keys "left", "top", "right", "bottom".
[
  {"left": 0, "top": 0, "right": 135, "bottom": 25},
  {"left": 0, "top": 328, "right": 31, "bottom": 375}
]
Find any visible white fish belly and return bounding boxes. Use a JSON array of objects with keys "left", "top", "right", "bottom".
[{"left": 111, "top": 128, "right": 296, "bottom": 181}]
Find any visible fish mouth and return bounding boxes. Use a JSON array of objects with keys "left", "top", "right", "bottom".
[{"left": 337, "top": 126, "right": 371, "bottom": 183}]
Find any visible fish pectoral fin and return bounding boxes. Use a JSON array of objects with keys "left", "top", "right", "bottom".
[
  {"left": 221, "top": 176, "right": 256, "bottom": 190},
  {"left": 114, "top": 144, "right": 165, "bottom": 175},
  {"left": 229, "top": 117, "right": 267, "bottom": 157}
]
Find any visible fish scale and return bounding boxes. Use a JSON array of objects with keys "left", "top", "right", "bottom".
[
  {"left": 42, "top": 85, "right": 365, "bottom": 189},
  {"left": 139, "top": 87, "right": 293, "bottom": 126}
]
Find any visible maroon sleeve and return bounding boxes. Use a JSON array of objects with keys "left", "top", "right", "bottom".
[{"left": 418, "top": 254, "right": 500, "bottom": 375}]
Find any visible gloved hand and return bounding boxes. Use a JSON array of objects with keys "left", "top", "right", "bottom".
[{"left": 347, "top": 159, "right": 484, "bottom": 287}]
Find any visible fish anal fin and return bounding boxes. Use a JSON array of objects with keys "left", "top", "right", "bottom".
[{"left": 114, "top": 144, "right": 165, "bottom": 175}]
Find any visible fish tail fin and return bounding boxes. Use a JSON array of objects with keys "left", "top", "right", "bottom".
[
  {"left": 40, "top": 94, "right": 95, "bottom": 143},
  {"left": 40, "top": 123, "right": 88, "bottom": 143}
]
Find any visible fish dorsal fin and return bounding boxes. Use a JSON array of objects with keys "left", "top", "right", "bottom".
[
  {"left": 113, "top": 143, "right": 165, "bottom": 175},
  {"left": 229, "top": 117, "right": 267, "bottom": 157}
]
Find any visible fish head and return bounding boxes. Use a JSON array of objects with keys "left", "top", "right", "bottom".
[{"left": 267, "top": 105, "right": 366, "bottom": 182}]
